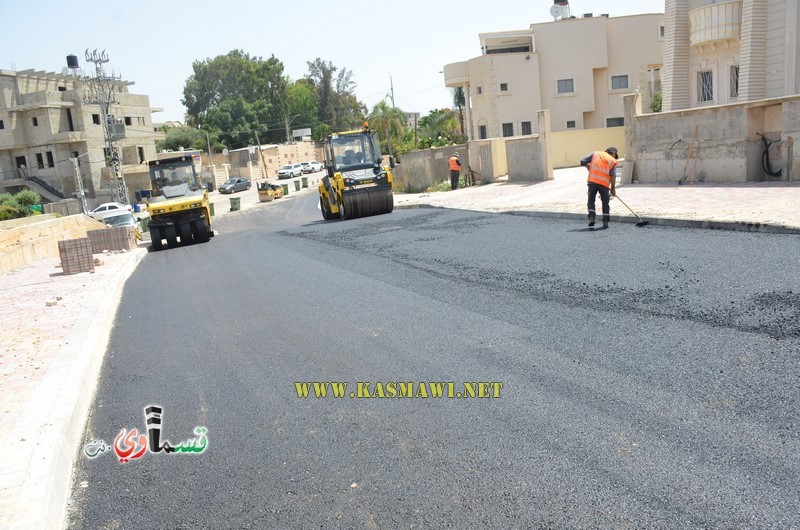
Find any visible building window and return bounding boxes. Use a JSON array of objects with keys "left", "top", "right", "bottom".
[
  {"left": 729, "top": 65, "right": 739, "bottom": 99},
  {"left": 607, "top": 117, "right": 624, "bottom": 127},
  {"left": 521, "top": 121, "right": 532, "bottom": 135},
  {"left": 557, "top": 78, "right": 574, "bottom": 94},
  {"left": 500, "top": 83, "right": 508, "bottom": 92},
  {"left": 502, "top": 123, "right": 514, "bottom": 137},
  {"left": 32, "top": 117, "right": 39, "bottom": 126},
  {"left": 566, "top": 120, "right": 576, "bottom": 128},
  {"left": 697, "top": 70, "right": 713, "bottom": 102},
  {"left": 0, "top": 120, "right": 4, "bottom": 130},
  {"left": 125, "top": 116, "right": 132, "bottom": 126},
  {"left": 611, "top": 75, "right": 629, "bottom": 90},
  {"left": 36, "top": 153, "right": 44, "bottom": 169},
  {"left": 92, "top": 114, "right": 101, "bottom": 125},
  {"left": 137, "top": 147, "right": 145, "bottom": 164},
  {"left": 477, "top": 86, "right": 482, "bottom": 95},
  {"left": 58, "top": 86, "right": 67, "bottom": 92},
  {"left": 478, "top": 125, "right": 487, "bottom": 139},
  {"left": 46, "top": 151, "right": 54, "bottom": 168},
  {"left": 660, "top": 25, "right": 665, "bottom": 38}
]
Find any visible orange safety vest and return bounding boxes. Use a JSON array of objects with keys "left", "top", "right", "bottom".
[
  {"left": 587, "top": 151, "right": 617, "bottom": 189},
  {"left": 448, "top": 157, "right": 461, "bottom": 171}
]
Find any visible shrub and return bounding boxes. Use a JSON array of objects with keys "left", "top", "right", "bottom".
[
  {"left": 15, "top": 189, "right": 41, "bottom": 215},
  {"left": 0, "top": 204, "right": 19, "bottom": 221}
]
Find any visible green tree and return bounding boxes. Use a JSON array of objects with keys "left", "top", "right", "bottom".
[
  {"left": 452, "top": 87, "right": 466, "bottom": 136},
  {"left": 183, "top": 50, "right": 288, "bottom": 143},
  {"left": 286, "top": 79, "right": 319, "bottom": 140},
  {"left": 157, "top": 126, "right": 205, "bottom": 152},
  {"left": 305, "top": 58, "right": 366, "bottom": 131},
  {"left": 306, "top": 58, "right": 336, "bottom": 127},
  {"left": 368, "top": 101, "right": 407, "bottom": 159},
  {"left": 417, "top": 108, "right": 459, "bottom": 148}
]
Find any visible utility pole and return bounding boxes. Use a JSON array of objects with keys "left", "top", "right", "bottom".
[
  {"left": 253, "top": 129, "right": 269, "bottom": 179},
  {"left": 84, "top": 49, "right": 128, "bottom": 204},
  {"left": 70, "top": 154, "right": 89, "bottom": 214},
  {"left": 389, "top": 72, "right": 396, "bottom": 107}
]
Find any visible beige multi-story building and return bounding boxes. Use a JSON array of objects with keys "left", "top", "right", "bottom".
[
  {"left": 662, "top": 0, "right": 800, "bottom": 111},
  {"left": 444, "top": 12, "right": 665, "bottom": 139},
  {"left": 0, "top": 67, "right": 161, "bottom": 202}
]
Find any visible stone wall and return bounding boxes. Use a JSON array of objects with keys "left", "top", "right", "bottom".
[
  {"left": 0, "top": 214, "right": 106, "bottom": 275},
  {"left": 625, "top": 93, "right": 800, "bottom": 183}
]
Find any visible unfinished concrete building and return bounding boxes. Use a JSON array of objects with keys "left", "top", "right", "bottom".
[{"left": 0, "top": 62, "right": 161, "bottom": 204}]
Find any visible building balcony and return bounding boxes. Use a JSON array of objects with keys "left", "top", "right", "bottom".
[
  {"left": 7, "top": 91, "right": 75, "bottom": 112},
  {"left": 443, "top": 62, "right": 470, "bottom": 88},
  {"left": 689, "top": 0, "right": 742, "bottom": 48}
]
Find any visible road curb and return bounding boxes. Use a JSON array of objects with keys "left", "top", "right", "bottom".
[
  {"left": 395, "top": 203, "right": 800, "bottom": 235},
  {"left": 15, "top": 249, "right": 147, "bottom": 530}
]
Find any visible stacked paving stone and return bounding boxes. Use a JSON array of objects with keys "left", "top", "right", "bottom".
[
  {"left": 86, "top": 226, "right": 137, "bottom": 254},
  {"left": 57, "top": 238, "right": 94, "bottom": 275},
  {"left": 58, "top": 227, "right": 137, "bottom": 275}
]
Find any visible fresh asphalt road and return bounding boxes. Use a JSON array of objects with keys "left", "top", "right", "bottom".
[{"left": 68, "top": 193, "right": 800, "bottom": 528}]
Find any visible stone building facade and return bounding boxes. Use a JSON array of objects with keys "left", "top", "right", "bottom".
[{"left": 0, "top": 67, "right": 161, "bottom": 203}]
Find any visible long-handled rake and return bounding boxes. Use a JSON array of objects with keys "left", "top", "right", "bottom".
[{"left": 614, "top": 193, "right": 650, "bottom": 227}]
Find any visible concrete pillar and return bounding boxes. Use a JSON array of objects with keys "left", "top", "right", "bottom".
[
  {"left": 538, "top": 109, "right": 553, "bottom": 181},
  {"left": 464, "top": 84, "right": 473, "bottom": 141},
  {"left": 663, "top": 0, "right": 691, "bottom": 111},
  {"left": 623, "top": 94, "right": 643, "bottom": 182},
  {"left": 739, "top": 0, "right": 768, "bottom": 101}
]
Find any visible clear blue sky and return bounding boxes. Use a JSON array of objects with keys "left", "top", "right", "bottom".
[{"left": 1, "top": 0, "right": 665, "bottom": 123}]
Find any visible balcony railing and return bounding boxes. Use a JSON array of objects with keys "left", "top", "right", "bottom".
[{"left": 689, "top": 0, "right": 742, "bottom": 47}]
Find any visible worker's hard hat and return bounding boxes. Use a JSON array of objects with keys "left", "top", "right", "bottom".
[
  {"left": 605, "top": 147, "right": 618, "bottom": 157},
  {"left": 453, "top": 152, "right": 459, "bottom": 157}
]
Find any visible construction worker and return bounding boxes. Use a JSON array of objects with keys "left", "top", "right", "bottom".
[
  {"left": 580, "top": 147, "right": 618, "bottom": 228},
  {"left": 448, "top": 152, "right": 462, "bottom": 190}
]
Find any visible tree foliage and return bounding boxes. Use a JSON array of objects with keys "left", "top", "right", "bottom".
[
  {"left": 368, "top": 101, "right": 407, "bottom": 158},
  {"left": 0, "top": 190, "right": 40, "bottom": 219},
  {"left": 305, "top": 58, "right": 364, "bottom": 131},
  {"left": 183, "top": 50, "right": 287, "bottom": 146},
  {"left": 417, "top": 108, "right": 460, "bottom": 148}
]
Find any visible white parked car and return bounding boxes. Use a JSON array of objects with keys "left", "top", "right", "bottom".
[
  {"left": 277, "top": 163, "right": 304, "bottom": 179},
  {"left": 101, "top": 210, "right": 142, "bottom": 240},
  {"left": 88, "top": 202, "right": 132, "bottom": 220},
  {"left": 304, "top": 160, "right": 323, "bottom": 173}
]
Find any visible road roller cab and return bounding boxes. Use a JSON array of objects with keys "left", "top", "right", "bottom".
[{"left": 318, "top": 124, "right": 394, "bottom": 221}]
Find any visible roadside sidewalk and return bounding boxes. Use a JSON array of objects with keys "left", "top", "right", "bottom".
[
  {"left": 0, "top": 248, "right": 146, "bottom": 529},
  {"left": 395, "top": 166, "right": 800, "bottom": 233}
]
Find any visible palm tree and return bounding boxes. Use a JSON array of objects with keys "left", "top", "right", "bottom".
[
  {"left": 452, "top": 87, "right": 465, "bottom": 136},
  {"left": 368, "top": 100, "right": 406, "bottom": 159}
]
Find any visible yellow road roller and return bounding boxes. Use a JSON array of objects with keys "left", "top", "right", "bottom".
[{"left": 318, "top": 124, "right": 394, "bottom": 221}]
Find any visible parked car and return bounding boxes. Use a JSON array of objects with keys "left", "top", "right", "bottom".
[
  {"left": 304, "top": 160, "right": 322, "bottom": 173},
  {"left": 277, "top": 163, "right": 304, "bottom": 179},
  {"left": 88, "top": 202, "right": 132, "bottom": 220},
  {"left": 101, "top": 210, "right": 142, "bottom": 240},
  {"left": 219, "top": 177, "right": 251, "bottom": 194}
]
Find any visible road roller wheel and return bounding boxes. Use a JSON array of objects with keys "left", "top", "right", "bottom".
[
  {"left": 165, "top": 225, "right": 178, "bottom": 248},
  {"left": 151, "top": 226, "right": 163, "bottom": 251},
  {"left": 321, "top": 197, "right": 335, "bottom": 220},
  {"left": 179, "top": 222, "right": 193, "bottom": 245},
  {"left": 192, "top": 220, "right": 210, "bottom": 243}
]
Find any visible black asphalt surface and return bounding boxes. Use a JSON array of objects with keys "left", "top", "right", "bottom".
[{"left": 68, "top": 193, "right": 800, "bottom": 529}]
